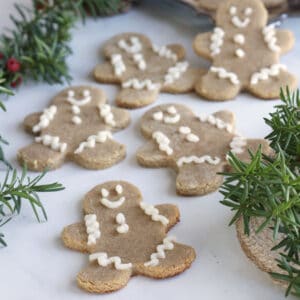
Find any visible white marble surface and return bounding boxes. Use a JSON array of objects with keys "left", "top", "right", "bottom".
[{"left": 0, "top": 1, "right": 299, "bottom": 299}]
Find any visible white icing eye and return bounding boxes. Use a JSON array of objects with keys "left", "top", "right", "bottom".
[
  {"left": 245, "top": 7, "right": 253, "bottom": 16},
  {"left": 229, "top": 6, "right": 237, "bottom": 15},
  {"left": 101, "top": 188, "right": 109, "bottom": 197},
  {"left": 83, "top": 89, "right": 90, "bottom": 97},
  {"left": 115, "top": 184, "right": 123, "bottom": 194},
  {"left": 167, "top": 106, "right": 177, "bottom": 115},
  {"left": 68, "top": 90, "right": 75, "bottom": 97}
]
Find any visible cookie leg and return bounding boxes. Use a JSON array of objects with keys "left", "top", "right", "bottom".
[
  {"left": 116, "top": 88, "right": 159, "bottom": 109},
  {"left": 136, "top": 242, "right": 196, "bottom": 279},
  {"left": 247, "top": 70, "right": 298, "bottom": 99},
  {"left": 195, "top": 70, "right": 241, "bottom": 101},
  {"left": 77, "top": 263, "right": 132, "bottom": 293},
  {"left": 176, "top": 163, "right": 225, "bottom": 196},
  {"left": 72, "top": 139, "right": 126, "bottom": 170},
  {"left": 18, "top": 143, "right": 66, "bottom": 171}
]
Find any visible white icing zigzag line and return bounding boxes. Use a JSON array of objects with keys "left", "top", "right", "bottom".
[
  {"left": 152, "top": 44, "right": 177, "bottom": 62},
  {"left": 101, "top": 196, "right": 126, "bottom": 209},
  {"left": 177, "top": 155, "right": 221, "bottom": 167},
  {"left": 74, "top": 131, "right": 112, "bottom": 154},
  {"left": 140, "top": 202, "right": 169, "bottom": 225},
  {"left": 144, "top": 236, "right": 176, "bottom": 267},
  {"left": 210, "top": 27, "right": 225, "bottom": 56},
  {"left": 118, "top": 36, "right": 142, "bottom": 54},
  {"left": 164, "top": 61, "right": 189, "bottom": 85},
  {"left": 250, "top": 64, "right": 287, "bottom": 85},
  {"left": 111, "top": 54, "right": 126, "bottom": 77},
  {"left": 116, "top": 213, "right": 129, "bottom": 234},
  {"left": 210, "top": 66, "right": 240, "bottom": 85},
  {"left": 122, "top": 78, "right": 161, "bottom": 91},
  {"left": 84, "top": 214, "right": 100, "bottom": 245},
  {"left": 198, "top": 113, "right": 233, "bottom": 133},
  {"left": 152, "top": 131, "right": 173, "bottom": 156},
  {"left": 98, "top": 104, "right": 116, "bottom": 127},
  {"left": 89, "top": 252, "right": 132, "bottom": 270},
  {"left": 35, "top": 134, "right": 67, "bottom": 153},
  {"left": 133, "top": 53, "right": 146, "bottom": 70},
  {"left": 230, "top": 135, "right": 247, "bottom": 154},
  {"left": 33, "top": 105, "right": 57, "bottom": 133},
  {"left": 262, "top": 24, "right": 280, "bottom": 53}
]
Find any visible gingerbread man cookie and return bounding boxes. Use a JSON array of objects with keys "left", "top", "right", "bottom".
[
  {"left": 18, "top": 86, "right": 130, "bottom": 171},
  {"left": 93, "top": 32, "right": 205, "bottom": 108},
  {"left": 62, "top": 181, "right": 196, "bottom": 293},
  {"left": 193, "top": 0, "right": 297, "bottom": 101},
  {"left": 136, "top": 103, "right": 273, "bottom": 196}
]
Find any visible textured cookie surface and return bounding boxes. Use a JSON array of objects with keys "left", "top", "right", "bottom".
[
  {"left": 193, "top": 0, "right": 297, "bottom": 101},
  {"left": 94, "top": 32, "right": 205, "bottom": 108},
  {"left": 136, "top": 103, "right": 273, "bottom": 196},
  {"left": 18, "top": 86, "right": 130, "bottom": 171},
  {"left": 62, "top": 181, "right": 196, "bottom": 293}
]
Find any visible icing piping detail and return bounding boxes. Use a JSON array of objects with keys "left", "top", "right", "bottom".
[
  {"left": 152, "top": 131, "right": 173, "bottom": 156},
  {"left": 98, "top": 104, "right": 116, "bottom": 127},
  {"left": 198, "top": 113, "right": 233, "bottom": 133},
  {"left": 101, "top": 196, "right": 126, "bottom": 209},
  {"left": 133, "top": 53, "right": 146, "bottom": 70},
  {"left": 152, "top": 106, "right": 181, "bottom": 124},
  {"left": 118, "top": 36, "right": 142, "bottom": 54},
  {"left": 35, "top": 134, "right": 67, "bottom": 153},
  {"left": 111, "top": 54, "right": 126, "bottom": 76},
  {"left": 210, "top": 27, "right": 225, "bottom": 56},
  {"left": 140, "top": 202, "right": 169, "bottom": 226},
  {"left": 262, "top": 24, "right": 280, "bottom": 53},
  {"left": 210, "top": 66, "right": 240, "bottom": 85},
  {"left": 230, "top": 135, "right": 247, "bottom": 154},
  {"left": 233, "top": 34, "right": 245, "bottom": 45},
  {"left": 66, "top": 89, "right": 91, "bottom": 106},
  {"left": 144, "top": 236, "right": 176, "bottom": 267},
  {"left": 152, "top": 44, "right": 177, "bottom": 61},
  {"left": 84, "top": 214, "right": 100, "bottom": 245},
  {"left": 115, "top": 184, "right": 123, "bottom": 194},
  {"left": 33, "top": 105, "right": 57, "bottom": 133},
  {"left": 235, "top": 48, "right": 245, "bottom": 58},
  {"left": 177, "top": 155, "right": 221, "bottom": 167},
  {"left": 164, "top": 61, "right": 189, "bottom": 85},
  {"left": 179, "top": 126, "right": 199, "bottom": 143},
  {"left": 116, "top": 213, "right": 129, "bottom": 234},
  {"left": 74, "top": 131, "right": 112, "bottom": 154},
  {"left": 250, "top": 64, "right": 287, "bottom": 85},
  {"left": 90, "top": 252, "right": 132, "bottom": 270},
  {"left": 122, "top": 78, "right": 161, "bottom": 91}
]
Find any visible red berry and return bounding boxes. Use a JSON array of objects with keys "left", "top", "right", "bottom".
[
  {"left": 10, "top": 76, "right": 22, "bottom": 88},
  {"left": 0, "top": 53, "right": 4, "bottom": 60},
  {"left": 6, "top": 57, "right": 21, "bottom": 72}
]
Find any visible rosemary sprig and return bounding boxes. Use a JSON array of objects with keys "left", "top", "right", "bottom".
[{"left": 0, "top": 166, "right": 64, "bottom": 247}]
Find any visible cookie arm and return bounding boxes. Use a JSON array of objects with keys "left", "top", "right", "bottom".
[
  {"left": 276, "top": 29, "right": 295, "bottom": 54},
  {"left": 110, "top": 107, "right": 131, "bottom": 130},
  {"left": 23, "top": 112, "right": 42, "bottom": 134},
  {"left": 155, "top": 204, "right": 180, "bottom": 231},
  {"left": 193, "top": 32, "right": 212, "bottom": 61},
  {"left": 61, "top": 222, "right": 89, "bottom": 253},
  {"left": 166, "top": 44, "right": 186, "bottom": 60},
  {"left": 94, "top": 62, "right": 122, "bottom": 84},
  {"left": 135, "top": 242, "right": 196, "bottom": 278}
]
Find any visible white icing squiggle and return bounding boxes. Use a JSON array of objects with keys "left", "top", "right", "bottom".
[
  {"left": 164, "top": 61, "right": 189, "bottom": 85},
  {"left": 262, "top": 24, "right": 280, "bottom": 53},
  {"left": 198, "top": 113, "right": 233, "bottom": 133},
  {"left": 116, "top": 213, "right": 129, "bottom": 234},
  {"left": 118, "top": 36, "right": 142, "bottom": 54},
  {"left": 210, "top": 66, "right": 240, "bottom": 85},
  {"left": 33, "top": 105, "right": 57, "bottom": 133},
  {"left": 101, "top": 196, "right": 126, "bottom": 209},
  {"left": 90, "top": 252, "right": 132, "bottom": 270},
  {"left": 140, "top": 202, "right": 169, "bottom": 226},
  {"left": 144, "top": 236, "right": 175, "bottom": 267},
  {"left": 74, "top": 131, "right": 112, "bottom": 154},
  {"left": 133, "top": 53, "right": 146, "bottom": 70},
  {"left": 230, "top": 136, "right": 247, "bottom": 154},
  {"left": 84, "top": 214, "right": 100, "bottom": 245},
  {"left": 122, "top": 78, "right": 160, "bottom": 91},
  {"left": 179, "top": 126, "right": 199, "bottom": 143},
  {"left": 177, "top": 155, "right": 221, "bottom": 167},
  {"left": 210, "top": 27, "right": 225, "bottom": 56},
  {"left": 35, "top": 134, "right": 67, "bottom": 153},
  {"left": 250, "top": 64, "right": 287, "bottom": 85},
  {"left": 152, "top": 131, "right": 173, "bottom": 156},
  {"left": 152, "top": 45, "right": 177, "bottom": 61},
  {"left": 111, "top": 54, "right": 126, "bottom": 76},
  {"left": 98, "top": 104, "right": 116, "bottom": 127}
]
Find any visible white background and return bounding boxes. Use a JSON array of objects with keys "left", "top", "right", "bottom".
[{"left": 0, "top": 1, "right": 300, "bottom": 299}]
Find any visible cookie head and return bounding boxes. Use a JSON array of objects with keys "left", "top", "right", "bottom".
[{"left": 216, "top": 0, "right": 267, "bottom": 30}]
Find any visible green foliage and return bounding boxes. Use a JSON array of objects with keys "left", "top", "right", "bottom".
[{"left": 0, "top": 166, "right": 64, "bottom": 247}]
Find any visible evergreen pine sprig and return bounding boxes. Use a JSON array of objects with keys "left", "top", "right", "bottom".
[{"left": 0, "top": 166, "right": 64, "bottom": 246}]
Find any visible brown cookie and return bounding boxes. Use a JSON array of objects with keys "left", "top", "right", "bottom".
[
  {"left": 136, "top": 103, "right": 273, "bottom": 196},
  {"left": 18, "top": 86, "right": 130, "bottom": 171},
  {"left": 62, "top": 181, "right": 196, "bottom": 293},
  {"left": 193, "top": 0, "right": 297, "bottom": 101},
  {"left": 93, "top": 32, "right": 205, "bottom": 108}
]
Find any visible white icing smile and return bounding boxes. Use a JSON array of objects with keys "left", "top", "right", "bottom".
[
  {"left": 100, "top": 185, "right": 126, "bottom": 209},
  {"left": 66, "top": 89, "right": 91, "bottom": 106},
  {"left": 152, "top": 105, "right": 181, "bottom": 124},
  {"left": 229, "top": 6, "right": 252, "bottom": 29}
]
